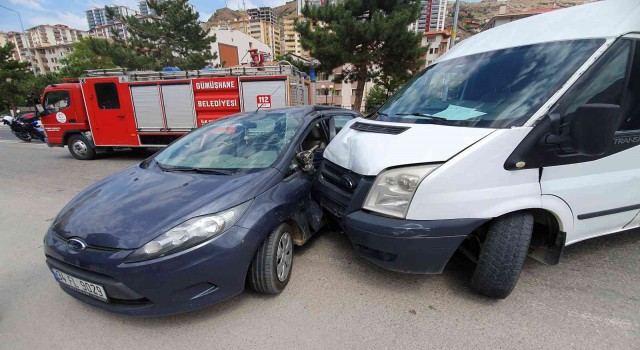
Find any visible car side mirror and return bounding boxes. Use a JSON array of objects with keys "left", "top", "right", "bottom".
[
  {"left": 296, "top": 145, "right": 319, "bottom": 173},
  {"left": 545, "top": 104, "right": 620, "bottom": 156}
]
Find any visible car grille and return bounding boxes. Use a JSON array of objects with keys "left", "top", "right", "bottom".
[{"left": 315, "top": 161, "right": 372, "bottom": 218}]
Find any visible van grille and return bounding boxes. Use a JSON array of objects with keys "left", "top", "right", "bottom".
[
  {"left": 350, "top": 122, "right": 409, "bottom": 135},
  {"left": 316, "top": 161, "right": 372, "bottom": 218}
]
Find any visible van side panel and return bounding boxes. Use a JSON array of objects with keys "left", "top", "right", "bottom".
[{"left": 407, "top": 128, "right": 543, "bottom": 221}]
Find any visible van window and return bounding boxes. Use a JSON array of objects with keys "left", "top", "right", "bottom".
[
  {"left": 376, "top": 39, "right": 604, "bottom": 128},
  {"left": 95, "top": 83, "right": 121, "bottom": 110},
  {"left": 43, "top": 91, "right": 70, "bottom": 114},
  {"left": 552, "top": 39, "right": 632, "bottom": 133}
]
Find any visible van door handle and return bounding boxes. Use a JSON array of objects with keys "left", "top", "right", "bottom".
[{"left": 116, "top": 115, "right": 125, "bottom": 118}]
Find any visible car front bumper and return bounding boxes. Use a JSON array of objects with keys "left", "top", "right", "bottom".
[
  {"left": 343, "top": 211, "right": 488, "bottom": 274},
  {"left": 44, "top": 225, "right": 263, "bottom": 316}
]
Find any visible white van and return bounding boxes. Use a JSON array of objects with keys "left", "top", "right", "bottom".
[{"left": 315, "top": 0, "right": 640, "bottom": 298}]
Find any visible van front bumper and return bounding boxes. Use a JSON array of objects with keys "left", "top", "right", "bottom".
[{"left": 343, "top": 211, "right": 488, "bottom": 274}]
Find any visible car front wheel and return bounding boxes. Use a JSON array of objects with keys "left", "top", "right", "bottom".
[{"left": 248, "top": 223, "right": 293, "bottom": 294}]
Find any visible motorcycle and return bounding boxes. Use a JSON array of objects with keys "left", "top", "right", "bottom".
[{"left": 1, "top": 112, "right": 46, "bottom": 142}]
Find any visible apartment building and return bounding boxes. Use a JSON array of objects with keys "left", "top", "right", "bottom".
[
  {"left": 213, "top": 17, "right": 283, "bottom": 58},
  {"left": 421, "top": 30, "right": 450, "bottom": 67},
  {"left": 282, "top": 14, "right": 306, "bottom": 57},
  {"left": 412, "top": 0, "right": 447, "bottom": 33},
  {"left": 1, "top": 25, "right": 88, "bottom": 74},
  {"left": 85, "top": 5, "right": 138, "bottom": 30}
]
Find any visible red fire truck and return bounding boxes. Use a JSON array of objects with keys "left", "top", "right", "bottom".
[{"left": 38, "top": 64, "right": 313, "bottom": 160}]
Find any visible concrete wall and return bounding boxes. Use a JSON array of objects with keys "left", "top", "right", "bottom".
[{"left": 209, "top": 29, "right": 272, "bottom": 67}]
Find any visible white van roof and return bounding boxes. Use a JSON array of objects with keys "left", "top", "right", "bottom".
[{"left": 439, "top": 0, "right": 640, "bottom": 62}]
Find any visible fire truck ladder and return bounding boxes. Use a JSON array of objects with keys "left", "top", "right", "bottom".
[{"left": 84, "top": 64, "right": 307, "bottom": 82}]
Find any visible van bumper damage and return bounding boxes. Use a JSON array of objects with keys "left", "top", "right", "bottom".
[{"left": 343, "top": 211, "right": 488, "bottom": 274}]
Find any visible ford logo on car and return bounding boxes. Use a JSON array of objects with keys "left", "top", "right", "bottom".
[{"left": 67, "top": 238, "right": 86, "bottom": 251}]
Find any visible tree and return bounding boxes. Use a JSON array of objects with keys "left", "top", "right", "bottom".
[
  {"left": 109, "top": 0, "right": 216, "bottom": 69},
  {"left": 0, "top": 42, "right": 31, "bottom": 113},
  {"left": 59, "top": 37, "right": 152, "bottom": 77},
  {"left": 296, "top": 0, "right": 425, "bottom": 111},
  {"left": 364, "top": 85, "right": 390, "bottom": 113}
]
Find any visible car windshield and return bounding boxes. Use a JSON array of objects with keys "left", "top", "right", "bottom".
[
  {"left": 376, "top": 39, "right": 605, "bottom": 128},
  {"left": 154, "top": 111, "right": 303, "bottom": 173}
]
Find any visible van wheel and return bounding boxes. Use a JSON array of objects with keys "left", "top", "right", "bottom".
[
  {"left": 248, "top": 223, "right": 293, "bottom": 294},
  {"left": 67, "top": 134, "right": 96, "bottom": 160},
  {"left": 471, "top": 211, "right": 533, "bottom": 299}
]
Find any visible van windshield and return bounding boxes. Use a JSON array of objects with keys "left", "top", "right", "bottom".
[
  {"left": 154, "top": 112, "right": 302, "bottom": 174},
  {"left": 376, "top": 39, "right": 605, "bottom": 128}
]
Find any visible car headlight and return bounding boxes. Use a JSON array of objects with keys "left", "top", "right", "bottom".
[
  {"left": 125, "top": 201, "right": 251, "bottom": 263},
  {"left": 363, "top": 164, "right": 442, "bottom": 218}
]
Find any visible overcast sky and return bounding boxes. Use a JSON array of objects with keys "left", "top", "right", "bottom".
[{"left": 0, "top": 0, "right": 483, "bottom": 33}]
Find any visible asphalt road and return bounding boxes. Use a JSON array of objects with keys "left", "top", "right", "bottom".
[{"left": 0, "top": 125, "right": 639, "bottom": 349}]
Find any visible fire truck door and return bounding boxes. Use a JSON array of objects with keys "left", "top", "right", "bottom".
[{"left": 83, "top": 78, "right": 139, "bottom": 146}]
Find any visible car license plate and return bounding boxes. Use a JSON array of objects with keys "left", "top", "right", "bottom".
[{"left": 51, "top": 268, "right": 108, "bottom": 301}]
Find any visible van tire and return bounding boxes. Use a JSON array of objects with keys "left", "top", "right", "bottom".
[
  {"left": 471, "top": 211, "right": 534, "bottom": 299},
  {"left": 248, "top": 223, "right": 293, "bottom": 294},
  {"left": 67, "top": 134, "right": 96, "bottom": 160}
]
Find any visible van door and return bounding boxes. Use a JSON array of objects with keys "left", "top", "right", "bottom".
[
  {"left": 82, "top": 77, "right": 139, "bottom": 146},
  {"left": 540, "top": 38, "right": 640, "bottom": 243}
]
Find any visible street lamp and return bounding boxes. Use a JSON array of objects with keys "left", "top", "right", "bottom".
[
  {"left": 321, "top": 84, "right": 327, "bottom": 105},
  {"left": 0, "top": 4, "right": 37, "bottom": 76},
  {"left": 329, "top": 84, "right": 334, "bottom": 106}
]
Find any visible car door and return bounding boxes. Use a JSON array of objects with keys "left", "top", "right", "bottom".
[{"left": 540, "top": 37, "right": 640, "bottom": 244}]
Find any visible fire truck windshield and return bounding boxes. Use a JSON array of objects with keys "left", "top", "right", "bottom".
[{"left": 153, "top": 111, "right": 303, "bottom": 173}]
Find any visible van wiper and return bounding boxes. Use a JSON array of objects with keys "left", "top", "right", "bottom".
[{"left": 395, "top": 113, "right": 453, "bottom": 125}]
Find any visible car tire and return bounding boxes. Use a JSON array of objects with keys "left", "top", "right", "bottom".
[
  {"left": 470, "top": 211, "right": 534, "bottom": 299},
  {"left": 248, "top": 223, "right": 293, "bottom": 294},
  {"left": 67, "top": 134, "right": 96, "bottom": 160}
]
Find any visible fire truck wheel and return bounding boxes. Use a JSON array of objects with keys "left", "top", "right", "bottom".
[{"left": 67, "top": 134, "right": 96, "bottom": 160}]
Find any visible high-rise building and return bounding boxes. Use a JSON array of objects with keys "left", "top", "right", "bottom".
[
  {"left": 0, "top": 25, "right": 88, "bottom": 74},
  {"left": 247, "top": 7, "right": 278, "bottom": 25},
  {"left": 85, "top": 5, "right": 138, "bottom": 30},
  {"left": 413, "top": 0, "right": 446, "bottom": 33},
  {"left": 139, "top": 1, "right": 156, "bottom": 16}
]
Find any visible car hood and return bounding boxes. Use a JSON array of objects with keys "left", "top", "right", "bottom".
[
  {"left": 52, "top": 165, "right": 280, "bottom": 249},
  {"left": 324, "top": 118, "right": 495, "bottom": 176}
]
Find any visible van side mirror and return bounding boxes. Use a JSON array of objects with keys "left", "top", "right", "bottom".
[
  {"left": 546, "top": 104, "right": 620, "bottom": 156},
  {"left": 35, "top": 104, "right": 44, "bottom": 115}
]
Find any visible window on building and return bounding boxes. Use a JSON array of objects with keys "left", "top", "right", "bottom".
[{"left": 95, "top": 83, "right": 121, "bottom": 110}]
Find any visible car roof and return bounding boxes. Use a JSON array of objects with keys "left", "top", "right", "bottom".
[
  {"left": 438, "top": 0, "right": 640, "bottom": 62},
  {"left": 241, "top": 105, "right": 359, "bottom": 121}
]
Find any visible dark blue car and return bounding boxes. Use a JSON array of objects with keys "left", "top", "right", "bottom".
[{"left": 44, "top": 106, "right": 358, "bottom": 316}]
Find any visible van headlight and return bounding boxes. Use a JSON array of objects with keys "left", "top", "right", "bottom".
[
  {"left": 125, "top": 201, "right": 251, "bottom": 263},
  {"left": 363, "top": 164, "right": 441, "bottom": 218}
]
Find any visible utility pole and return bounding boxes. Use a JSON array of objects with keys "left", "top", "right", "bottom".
[
  {"left": 0, "top": 4, "right": 37, "bottom": 76},
  {"left": 449, "top": 0, "right": 461, "bottom": 49}
]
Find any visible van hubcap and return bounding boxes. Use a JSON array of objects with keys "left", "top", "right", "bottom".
[
  {"left": 72, "top": 140, "right": 88, "bottom": 156},
  {"left": 276, "top": 232, "right": 292, "bottom": 282}
]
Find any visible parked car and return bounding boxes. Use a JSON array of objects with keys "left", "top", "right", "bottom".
[
  {"left": 44, "top": 106, "right": 358, "bottom": 316},
  {"left": 314, "top": 0, "right": 640, "bottom": 298}
]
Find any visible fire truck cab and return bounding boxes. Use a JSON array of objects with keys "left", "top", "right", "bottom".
[{"left": 39, "top": 64, "right": 313, "bottom": 160}]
